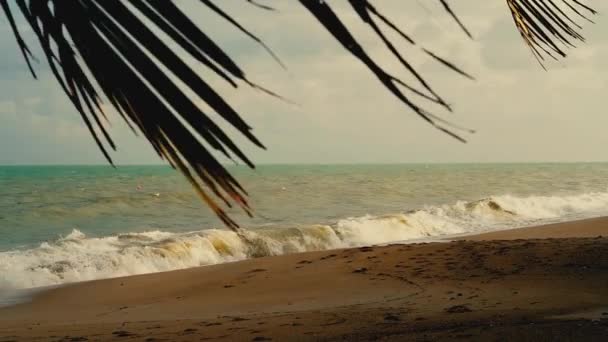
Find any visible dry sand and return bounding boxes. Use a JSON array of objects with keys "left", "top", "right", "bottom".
[{"left": 1, "top": 217, "right": 608, "bottom": 341}]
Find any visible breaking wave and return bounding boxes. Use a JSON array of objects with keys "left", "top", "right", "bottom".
[{"left": 2, "top": 190, "right": 608, "bottom": 290}]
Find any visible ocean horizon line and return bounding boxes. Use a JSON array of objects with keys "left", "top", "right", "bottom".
[{"left": 2, "top": 161, "right": 608, "bottom": 167}]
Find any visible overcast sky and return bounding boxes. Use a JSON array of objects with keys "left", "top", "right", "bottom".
[{"left": 0, "top": 1, "right": 607, "bottom": 165}]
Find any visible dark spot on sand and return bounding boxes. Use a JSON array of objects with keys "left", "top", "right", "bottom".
[
  {"left": 68, "top": 337, "right": 88, "bottom": 342},
  {"left": 224, "top": 284, "right": 234, "bottom": 288},
  {"left": 455, "top": 334, "right": 474, "bottom": 339},
  {"left": 252, "top": 337, "right": 272, "bottom": 341},
  {"left": 183, "top": 328, "right": 197, "bottom": 333},
  {"left": 353, "top": 267, "right": 368, "bottom": 273},
  {"left": 112, "top": 330, "right": 135, "bottom": 337},
  {"left": 321, "top": 318, "right": 346, "bottom": 326},
  {"left": 248, "top": 268, "right": 266, "bottom": 273},
  {"left": 359, "top": 246, "right": 374, "bottom": 252},
  {"left": 232, "top": 317, "right": 249, "bottom": 322},
  {"left": 297, "top": 260, "right": 312, "bottom": 264},
  {"left": 384, "top": 314, "right": 400, "bottom": 321},
  {"left": 206, "top": 322, "right": 222, "bottom": 326},
  {"left": 445, "top": 305, "right": 473, "bottom": 314}
]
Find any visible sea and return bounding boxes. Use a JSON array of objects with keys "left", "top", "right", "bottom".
[{"left": 2, "top": 163, "right": 608, "bottom": 296}]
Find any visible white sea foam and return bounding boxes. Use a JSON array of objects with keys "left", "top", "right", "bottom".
[{"left": 2, "top": 191, "right": 608, "bottom": 291}]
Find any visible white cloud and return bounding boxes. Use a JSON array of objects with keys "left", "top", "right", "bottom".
[{"left": 1, "top": 1, "right": 607, "bottom": 164}]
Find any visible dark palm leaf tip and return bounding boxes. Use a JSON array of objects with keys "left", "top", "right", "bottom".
[
  {"left": 438, "top": 0, "right": 473, "bottom": 39},
  {"left": 506, "top": 0, "right": 595, "bottom": 68},
  {"left": 302, "top": 0, "right": 474, "bottom": 142},
  {"left": 246, "top": 0, "right": 275, "bottom": 12},
  {"left": 0, "top": 0, "right": 37, "bottom": 78}
]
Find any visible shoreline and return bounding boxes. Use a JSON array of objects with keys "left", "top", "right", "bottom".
[
  {"left": 1, "top": 215, "right": 603, "bottom": 307},
  {"left": 456, "top": 215, "right": 608, "bottom": 240},
  {"left": 1, "top": 217, "right": 607, "bottom": 340}
]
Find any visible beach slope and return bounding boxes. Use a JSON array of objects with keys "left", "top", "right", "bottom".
[{"left": 1, "top": 218, "right": 608, "bottom": 341}]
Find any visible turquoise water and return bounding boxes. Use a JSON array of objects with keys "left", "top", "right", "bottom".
[{"left": 2, "top": 163, "right": 608, "bottom": 290}]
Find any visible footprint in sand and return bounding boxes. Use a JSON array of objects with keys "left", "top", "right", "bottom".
[
  {"left": 444, "top": 305, "right": 473, "bottom": 314},
  {"left": 352, "top": 267, "right": 368, "bottom": 273},
  {"left": 231, "top": 317, "right": 249, "bottom": 322},
  {"left": 112, "top": 330, "right": 135, "bottom": 337},
  {"left": 320, "top": 318, "right": 347, "bottom": 326},
  {"left": 248, "top": 268, "right": 267, "bottom": 273},
  {"left": 67, "top": 337, "right": 88, "bottom": 342},
  {"left": 384, "top": 313, "right": 400, "bottom": 322}
]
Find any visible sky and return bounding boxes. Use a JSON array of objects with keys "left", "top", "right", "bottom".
[{"left": 1, "top": 1, "right": 607, "bottom": 165}]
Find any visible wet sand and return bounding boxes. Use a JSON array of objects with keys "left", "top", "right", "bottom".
[{"left": 1, "top": 217, "right": 607, "bottom": 341}]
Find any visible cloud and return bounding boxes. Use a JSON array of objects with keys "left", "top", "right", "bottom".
[{"left": 1, "top": 1, "right": 607, "bottom": 164}]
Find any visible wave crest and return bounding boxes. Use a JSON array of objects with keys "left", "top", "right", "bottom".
[{"left": 2, "top": 190, "right": 608, "bottom": 290}]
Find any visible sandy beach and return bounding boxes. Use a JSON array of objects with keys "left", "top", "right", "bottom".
[
  {"left": 1, "top": 0, "right": 606, "bottom": 340},
  {"left": 1, "top": 218, "right": 607, "bottom": 341}
]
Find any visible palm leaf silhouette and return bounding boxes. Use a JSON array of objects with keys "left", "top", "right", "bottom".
[{"left": 1, "top": 0, "right": 595, "bottom": 230}]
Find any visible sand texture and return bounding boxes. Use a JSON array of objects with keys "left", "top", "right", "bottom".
[{"left": 1, "top": 218, "right": 608, "bottom": 341}]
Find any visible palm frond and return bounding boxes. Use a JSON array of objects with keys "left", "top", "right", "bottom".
[
  {"left": 2, "top": 0, "right": 273, "bottom": 229},
  {"left": 0, "top": 0, "right": 595, "bottom": 229},
  {"left": 302, "top": 0, "right": 475, "bottom": 143},
  {"left": 506, "top": 0, "right": 596, "bottom": 68}
]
